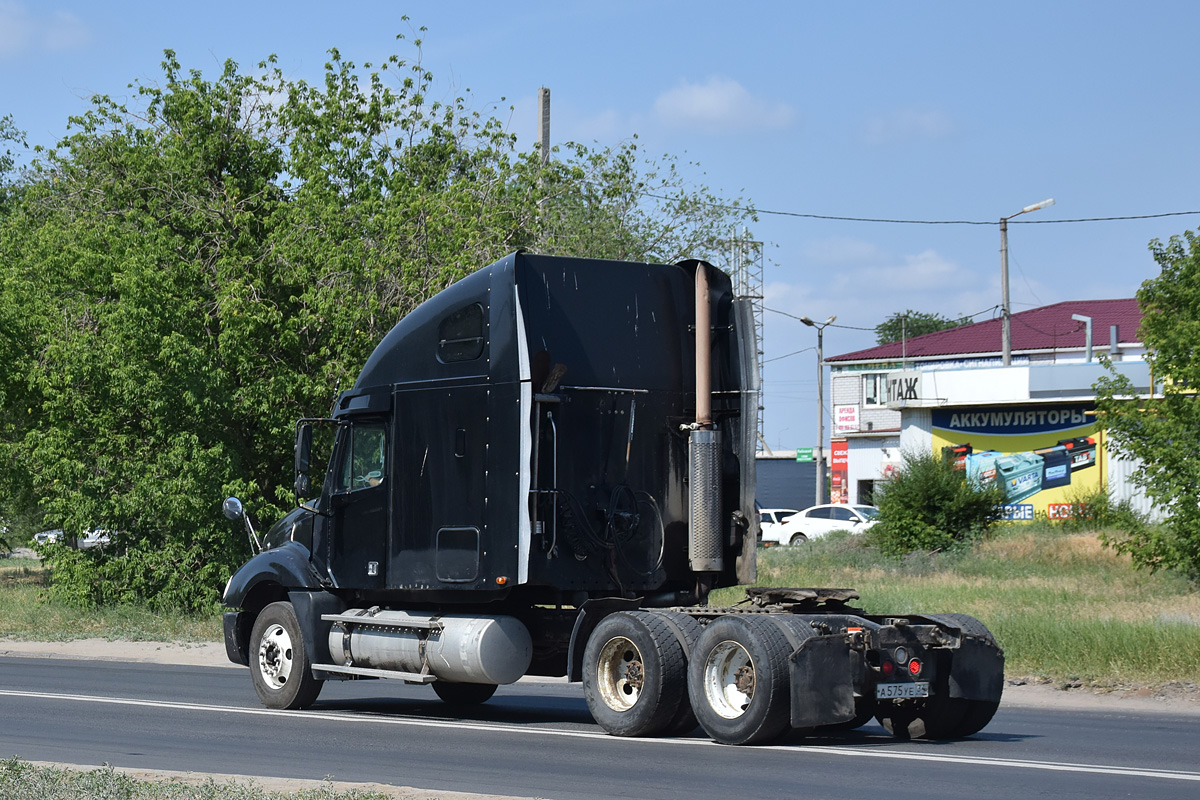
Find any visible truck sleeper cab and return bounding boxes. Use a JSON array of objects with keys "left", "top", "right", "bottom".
[{"left": 221, "top": 252, "right": 1003, "bottom": 745}]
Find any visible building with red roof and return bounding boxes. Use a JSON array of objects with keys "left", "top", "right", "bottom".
[{"left": 821, "top": 298, "right": 1157, "bottom": 521}]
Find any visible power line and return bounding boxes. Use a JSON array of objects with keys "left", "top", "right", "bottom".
[
  {"left": 764, "top": 346, "right": 815, "bottom": 364},
  {"left": 644, "top": 193, "right": 1200, "bottom": 225}
]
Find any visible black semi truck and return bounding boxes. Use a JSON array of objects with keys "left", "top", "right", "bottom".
[{"left": 221, "top": 252, "right": 1003, "bottom": 745}]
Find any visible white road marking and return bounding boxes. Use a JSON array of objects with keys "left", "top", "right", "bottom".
[{"left": 2, "top": 688, "right": 1198, "bottom": 783}]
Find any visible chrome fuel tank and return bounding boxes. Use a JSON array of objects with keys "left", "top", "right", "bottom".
[{"left": 328, "top": 610, "right": 532, "bottom": 685}]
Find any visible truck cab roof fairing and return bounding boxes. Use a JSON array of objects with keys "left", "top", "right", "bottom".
[
  {"left": 351, "top": 253, "right": 519, "bottom": 392},
  {"left": 513, "top": 254, "right": 709, "bottom": 394}
]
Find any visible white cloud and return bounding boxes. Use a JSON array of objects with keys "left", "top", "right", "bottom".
[
  {"left": 43, "top": 10, "right": 89, "bottom": 52},
  {"left": 654, "top": 77, "right": 794, "bottom": 133},
  {"left": 863, "top": 107, "right": 953, "bottom": 146},
  {"left": 770, "top": 237, "right": 995, "bottom": 339},
  {"left": 0, "top": 3, "right": 90, "bottom": 58}
]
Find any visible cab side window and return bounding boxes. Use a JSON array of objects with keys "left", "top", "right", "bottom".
[
  {"left": 438, "top": 303, "right": 485, "bottom": 363},
  {"left": 338, "top": 423, "right": 387, "bottom": 491}
]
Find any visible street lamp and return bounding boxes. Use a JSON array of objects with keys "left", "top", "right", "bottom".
[
  {"left": 800, "top": 314, "right": 836, "bottom": 507},
  {"left": 1000, "top": 198, "right": 1055, "bottom": 366}
]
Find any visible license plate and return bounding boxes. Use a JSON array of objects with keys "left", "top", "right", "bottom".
[{"left": 876, "top": 681, "right": 930, "bottom": 700}]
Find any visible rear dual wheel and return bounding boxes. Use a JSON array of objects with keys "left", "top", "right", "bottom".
[
  {"left": 875, "top": 614, "right": 1002, "bottom": 740},
  {"left": 433, "top": 681, "right": 498, "bottom": 705},
  {"left": 687, "top": 615, "right": 811, "bottom": 745},
  {"left": 583, "top": 611, "right": 700, "bottom": 737}
]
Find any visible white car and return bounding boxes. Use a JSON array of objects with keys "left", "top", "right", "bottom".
[
  {"left": 78, "top": 529, "right": 112, "bottom": 550},
  {"left": 758, "top": 508, "right": 800, "bottom": 546},
  {"left": 775, "top": 504, "right": 880, "bottom": 545},
  {"left": 33, "top": 529, "right": 64, "bottom": 545}
]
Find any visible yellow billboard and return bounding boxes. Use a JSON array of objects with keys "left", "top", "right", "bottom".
[{"left": 932, "top": 404, "right": 1101, "bottom": 521}]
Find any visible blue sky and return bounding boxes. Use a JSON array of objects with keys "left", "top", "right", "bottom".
[{"left": 3, "top": 1, "right": 1198, "bottom": 450}]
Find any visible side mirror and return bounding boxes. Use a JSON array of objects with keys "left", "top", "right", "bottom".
[
  {"left": 295, "top": 423, "right": 313, "bottom": 474},
  {"left": 222, "top": 496, "right": 244, "bottom": 521},
  {"left": 295, "top": 424, "right": 313, "bottom": 499}
]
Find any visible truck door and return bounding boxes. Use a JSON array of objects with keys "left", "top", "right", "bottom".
[{"left": 327, "top": 420, "right": 389, "bottom": 589}]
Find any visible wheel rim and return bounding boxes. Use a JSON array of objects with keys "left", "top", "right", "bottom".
[
  {"left": 595, "top": 636, "right": 645, "bottom": 712},
  {"left": 704, "top": 640, "right": 755, "bottom": 719},
  {"left": 257, "top": 622, "right": 294, "bottom": 691}
]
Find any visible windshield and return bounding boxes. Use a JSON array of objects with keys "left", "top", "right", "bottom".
[{"left": 853, "top": 506, "right": 880, "bottom": 520}]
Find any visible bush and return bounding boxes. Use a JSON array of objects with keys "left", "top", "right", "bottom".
[
  {"left": 1051, "top": 488, "right": 1148, "bottom": 533},
  {"left": 869, "top": 449, "right": 1006, "bottom": 555}
]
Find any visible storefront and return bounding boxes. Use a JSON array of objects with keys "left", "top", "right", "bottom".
[{"left": 932, "top": 404, "right": 1101, "bottom": 520}]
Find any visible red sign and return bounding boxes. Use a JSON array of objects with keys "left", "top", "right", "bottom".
[{"left": 830, "top": 441, "right": 849, "bottom": 504}]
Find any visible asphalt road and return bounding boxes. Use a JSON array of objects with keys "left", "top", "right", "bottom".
[{"left": 1, "top": 656, "right": 1198, "bottom": 800}]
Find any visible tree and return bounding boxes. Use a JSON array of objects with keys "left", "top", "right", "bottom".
[
  {"left": 1094, "top": 231, "right": 1200, "bottom": 577},
  {"left": 875, "top": 309, "right": 967, "bottom": 345},
  {"left": 869, "top": 449, "right": 1005, "bottom": 555},
  {"left": 0, "top": 114, "right": 25, "bottom": 211},
  {"left": 0, "top": 39, "right": 754, "bottom": 611}
]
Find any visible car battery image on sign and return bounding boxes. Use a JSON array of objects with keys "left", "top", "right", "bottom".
[
  {"left": 966, "top": 450, "right": 1003, "bottom": 489},
  {"left": 943, "top": 443, "right": 972, "bottom": 471},
  {"left": 1033, "top": 445, "right": 1072, "bottom": 490},
  {"left": 997, "top": 452, "right": 1044, "bottom": 503},
  {"left": 1057, "top": 437, "right": 1097, "bottom": 471}
]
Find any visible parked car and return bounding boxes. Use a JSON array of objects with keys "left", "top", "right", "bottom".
[
  {"left": 757, "top": 508, "right": 800, "bottom": 546},
  {"left": 32, "top": 529, "right": 64, "bottom": 545},
  {"left": 776, "top": 504, "right": 880, "bottom": 544},
  {"left": 78, "top": 529, "right": 112, "bottom": 550}
]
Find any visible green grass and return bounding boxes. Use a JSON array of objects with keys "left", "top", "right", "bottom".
[
  {"left": 713, "top": 526, "right": 1200, "bottom": 688},
  {"left": 0, "top": 558, "right": 220, "bottom": 643}
]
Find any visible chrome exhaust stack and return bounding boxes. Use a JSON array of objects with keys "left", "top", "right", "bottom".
[{"left": 688, "top": 263, "right": 723, "bottom": 573}]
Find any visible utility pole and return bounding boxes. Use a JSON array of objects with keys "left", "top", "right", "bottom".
[
  {"left": 537, "top": 87, "right": 551, "bottom": 166},
  {"left": 1000, "top": 198, "right": 1055, "bottom": 365},
  {"left": 800, "top": 315, "right": 836, "bottom": 507}
]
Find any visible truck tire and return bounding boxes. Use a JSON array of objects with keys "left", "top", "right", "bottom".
[
  {"left": 688, "top": 615, "right": 793, "bottom": 745},
  {"left": 876, "top": 613, "right": 1002, "bottom": 739},
  {"left": 926, "top": 613, "right": 1003, "bottom": 737},
  {"left": 583, "top": 611, "right": 691, "bottom": 737},
  {"left": 649, "top": 610, "right": 704, "bottom": 735},
  {"left": 433, "top": 681, "right": 498, "bottom": 705},
  {"left": 249, "top": 601, "right": 323, "bottom": 710}
]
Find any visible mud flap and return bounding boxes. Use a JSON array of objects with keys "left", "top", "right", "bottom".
[
  {"left": 288, "top": 590, "right": 347, "bottom": 677},
  {"left": 223, "top": 611, "right": 252, "bottom": 666},
  {"left": 948, "top": 636, "right": 1005, "bottom": 702},
  {"left": 789, "top": 635, "right": 856, "bottom": 729}
]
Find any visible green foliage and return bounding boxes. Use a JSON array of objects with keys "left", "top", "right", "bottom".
[
  {"left": 874, "top": 309, "right": 968, "bottom": 345},
  {"left": 1049, "top": 487, "right": 1148, "bottom": 534},
  {"left": 526, "top": 138, "right": 752, "bottom": 264},
  {"left": 0, "top": 38, "right": 753, "bottom": 612},
  {"left": 1095, "top": 230, "right": 1200, "bottom": 577},
  {"left": 869, "top": 449, "right": 1006, "bottom": 554},
  {"left": 0, "top": 114, "right": 25, "bottom": 211}
]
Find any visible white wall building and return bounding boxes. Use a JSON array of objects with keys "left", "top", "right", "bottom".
[{"left": 823, "top": 299, "right": 1155, "bottom": 519}]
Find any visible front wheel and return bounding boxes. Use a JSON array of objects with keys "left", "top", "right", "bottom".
[{"left": 249, "top": 601, "right": 323, "bottom": 710}]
